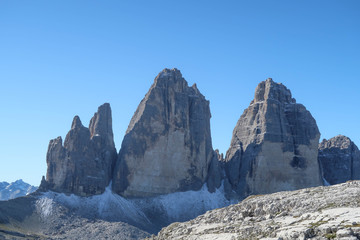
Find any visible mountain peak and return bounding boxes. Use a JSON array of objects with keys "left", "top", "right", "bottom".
[
  {"left": 71, "top": 115, "right": 83, "bottom": 129},
  {"left": 13, "top": 179, "right": 25, "bottom": 184},
  {"left": 89, "top": 103, "right": 114, "bottom": 148},
  {"left": 318, "top": 134, "right": 360, "bottom": 185},
  {"left": 225, "top": 78, "right": 321, "bottom": 199},
  {"left": 43, "top": 103, "right": 117, "bottom": 196},
  {"left": 158, "top": 68, "right": 182, "bottom": 78},
  {"left": 113, "top": 68, "right": 215, "bottom": 197},
  {"left": 254, "top": 78, "right": 295, "bottom": 104},
  {"left": 153, "top": 68, "right": 187, "bottom": 91},
  {"left": 0, "top": 179, "right": 37, "bottom": 201},
  {"left": 319, "top": 134, "right": 353, "bottom": 150}
]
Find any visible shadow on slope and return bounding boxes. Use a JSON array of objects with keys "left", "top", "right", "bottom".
[
  {"left": 37, "top": 184, "right": 230, "bottom": 233},
  {"left": 0, "top": 183, "right": 230, "bottom": 238}
]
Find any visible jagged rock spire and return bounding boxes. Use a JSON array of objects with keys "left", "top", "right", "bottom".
[{"left": 41, "top": 103, "right": 117, "bottom": 196}]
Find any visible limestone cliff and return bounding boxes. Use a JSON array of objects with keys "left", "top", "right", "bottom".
[
  {"left": 318, "top": 135, "right": 360, "bottom": 185},
  {"left": 112, "top": 68, "right": 217, "bottom": 197},
  {"left": 225, "top": 78, "right": 322, "bottom": 199},
  {"left": 42, "top": 103, "right": 117, "bottom": 196}
]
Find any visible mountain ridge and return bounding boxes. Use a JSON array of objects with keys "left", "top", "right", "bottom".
[
  {"left": 0, "top": 179, "right": 37, "bottom": 201},
  {"left": 1, "top": 69, "right": 359, "bottom": 239}
]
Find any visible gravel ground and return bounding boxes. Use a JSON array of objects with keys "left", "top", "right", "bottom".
[{"left": 151, "top": 181, "right": 360, "bottom": 240}]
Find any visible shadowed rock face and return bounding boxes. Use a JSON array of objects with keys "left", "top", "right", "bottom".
[
  {"left": 318, "top": 135, "right": 360, "bottom": 185},
  {"left": 112, "top": 68, "right": 216, "bottom": 197},
  {"left": 206, "top": 150, "right": 224, "bottom": 193},
  {"left": 42, "top": 103, "right": 117, "bottom": 196},
  {"left": 225, "top": 78, "right": 322, "bottom": 199}
]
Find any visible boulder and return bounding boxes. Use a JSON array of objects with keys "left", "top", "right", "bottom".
[
  {"left": 225, "top": 78, "right": 322, "bottom": 199},
  {"left": 112, "top": 68, "right": 215, "bottom": 197},
  {"left": 318, "top": 135, "right": 360, "bottom": 185},
  {"left": 41, "top": 103, "right": 117, "bottom": 196}
]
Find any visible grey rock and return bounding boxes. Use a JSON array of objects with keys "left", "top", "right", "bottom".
[
  {"left": 41, "top": 103, "right": 117, "bottom": 196},
  {"left": 112, "top": 68, "right": 214, "bottom": 197},
  {"left": 225, "top": 78, "right": 322, "bottom": 199},
  {"left": 206, "top": 149, "right": 224, "bottom": 193},
  {"left": 150, "top": 181, "right": 360, "bottom": 240},
  {"left": 0, "top": 193, "right": 150, "bottom": 240},
  {"left": 337, "top": 229, "right": 354, "bottom": 237},
  {"left": 318, "top": 135, "right": 360, "bottom": 185}
]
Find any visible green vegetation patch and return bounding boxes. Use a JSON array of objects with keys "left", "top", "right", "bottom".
[
  {"left": 344, "top": 223, "right": 360, "bottom": 228},
  {"left": 309, "top": 220, "right": 328, "bottom": 228},
  {"left": 324, "top": 233, "right": 336, "bottom": 239}
]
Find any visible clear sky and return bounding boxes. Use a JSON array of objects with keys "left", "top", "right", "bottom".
[{"left": 0, "top": 1, "right": 359, "bottom": 186}]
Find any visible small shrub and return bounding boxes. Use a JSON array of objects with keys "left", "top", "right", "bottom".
[{"left": 324, "top": 233, "right": 336, "bottom": 239}]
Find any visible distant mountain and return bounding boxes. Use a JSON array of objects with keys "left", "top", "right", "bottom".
[{"left": 0, "top": 179, "right": 37, "bottom": 201}]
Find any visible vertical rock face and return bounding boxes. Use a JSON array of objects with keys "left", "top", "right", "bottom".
[
  {"left": 318, "top": 135, "right": 360, "bottom": 185},
  {"left": 225, "top": 78, "right": 322, "bottom": 199},
  {"left": 112, "top": 68, "right": 214, "bottom": 197},
  {"left": 206, "top": 150, "right": 224, "bottom": 193},
  {"left": 43, "top": 103, "right": 117, "bottom": 196}
]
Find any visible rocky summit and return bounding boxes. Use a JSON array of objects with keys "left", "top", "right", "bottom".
[
  {"left": 318, "top": 135, "right": 360, "bottom": 185},
  {"left": 224, "top": 78, "right": 322, "bottom": 199},
  {"left": 112, "top": 68, "right": 220, "bottom": 197},
  {"left": 41, "top": 103, "right": 117, "bottom": 196}
]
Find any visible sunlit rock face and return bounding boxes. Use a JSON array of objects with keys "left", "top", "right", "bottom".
[
  {"left": 224, "top": 78, "right": 322, "bottom": 199},
  {"left": 152, "top": 181, "right": 360, "bottom": 240},
  {"left": 318, "top": 135, "right": 360, "bottom": 185},
  {"left": 112, "top": 68, "right": 218, "bottom": 198},
  {"left": 42, "top": 103, "right": 117, "bottom": 196}
]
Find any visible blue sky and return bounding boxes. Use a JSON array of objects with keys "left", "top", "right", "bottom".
[{"left": 0, "top": 1, "right": 359, "bottom": 186}]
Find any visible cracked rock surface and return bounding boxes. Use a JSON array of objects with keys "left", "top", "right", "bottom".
[
  {"left": 113, "top": 68, "right": 216, "bottom": 198},
  {"left": 318, "top": 135, "right": 360, "bottom": 185},
  {"left": 151, "top": 181, "right": 360, "bottom": 240},
  {"left": 42, "top": 103, "right": 117, "bottom": 196},
  {"left": 224, "top": 78, "right": 322, "bottom": 199}
]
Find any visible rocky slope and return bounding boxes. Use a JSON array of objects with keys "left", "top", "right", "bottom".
[
  {"left": 0, "top": 184, "right": 229, "bottom": 239},
  {"left": 40, "top": 103, "right": 117, "bottom": 196},
  {"left": 0, "top": 180, "right": 37, "bottom": 201},
  {"left": 225, "top": 78, "right": 322, "bottom": 199},
  {"left": 0, "top": 192, "right": 150, "bottom": 240},
  {"left": 152, "top": 181, "right": 360, "bottom": 240},
  {"left": 113, "top": 68, "right": 220, "bottom": 197},
  {"left": 319, "top": 135, "right": 360, "bottom": 185}
]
